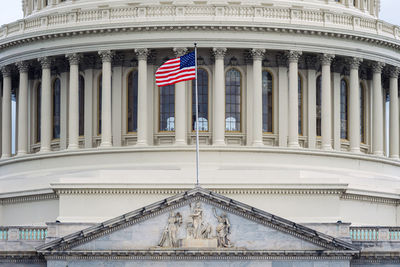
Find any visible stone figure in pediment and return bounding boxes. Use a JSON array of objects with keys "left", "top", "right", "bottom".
[
  {"left": 158, "top": 212, "right": 182, "bottom": 248},
  {"left": 189, "top": 202, "right": 212, "bottom": 239},
  {"left": 213, "top": 208, "right": 233, "bottom": 248}
]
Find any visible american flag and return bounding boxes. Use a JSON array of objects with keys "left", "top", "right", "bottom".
[{"left": 155, "top": 52, "right": 196, "bottom": 87}]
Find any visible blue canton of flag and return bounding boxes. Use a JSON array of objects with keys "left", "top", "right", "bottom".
[{"left": 155, "top": 51, "right": 196, "bottom": 87}]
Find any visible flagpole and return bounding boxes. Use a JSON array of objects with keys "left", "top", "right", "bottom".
[{"left": 194, "top": 43, "right": 200, "bottom": 187}]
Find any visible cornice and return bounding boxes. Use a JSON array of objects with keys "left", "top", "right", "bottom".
[{"left": 0, "top": 193, "right": 58, "bottom": 205}]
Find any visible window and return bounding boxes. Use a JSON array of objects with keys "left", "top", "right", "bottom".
[
  {"left": 192, "top": 69, "right": 208, "bottom": 131},
  {"left": 52, "top": 78, "right": 61, "bottom": 139},
  {"left": 79, "top": 75, "right": 85, "bottom": 136},
  {"left": 316, "top": 75, "right": 322, "bottom": 137},
  {"left": 98, "top": 74, "right": 102, "bottom": 135},
  {"left": 36, "top": 83, "right": 41, "bottom": 143},
  {"left": 360, "top": 83, "right": 366, "bottom": 143},
  {"left": 340, "top": 79, "right": 349, "bottom": 140},
  {"left": 262, "top": 71, "right": 273, "bottom": 133},
  {"left": 127, "top": 70, "right": 139, "bottom": 133},
  {"left": 160, "top": 84, "right": 175, "bottom": 131},
  {"left": 298, "top": 75, "right": 303, "bottom": 135},
  {"left": 225, "top": 69, "right": 241, "bottom": 132}
]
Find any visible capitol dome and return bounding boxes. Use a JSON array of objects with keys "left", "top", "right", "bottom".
[{"left": 1, "top": 0, "right": 400, "bottom": 266}]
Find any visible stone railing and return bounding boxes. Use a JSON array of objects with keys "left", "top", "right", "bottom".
[
  {"left": 0, "top": 226, "right": 47, "bottom": 241},
  {"left": 350, "top": 227, "right": 400, "bottom": 242},
  {"left": 0, "top": 5, "right": 399, "bottom": 43}
]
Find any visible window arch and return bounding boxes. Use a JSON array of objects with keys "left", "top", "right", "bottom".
[
  {"left": 360, "top": 83, "right": 366, "bottom": 143},
  {"left": 340, "top": 79, "right": 349, "bottom": 140},
  {"left": 52, "top": 78, "right": 61, "bottom": 140},
  {"left": 316, "top": 75, "right": 322, "bottom": 137},
  {"left": 262, "top": 70, "right": 273, "bottom": 133},
  {"left": 225, "top": 68, "right": 241, "bottom": 132},
  {"left": 127, "top": 70, "right": 139, "bottom": 133},
  {"left": 192, "top": 68, "right": 209, "bottom": 131},
  {"left": 159, "top": 84, "right": 175, "bottom": 131},
  {"left": 97, "top": 74, "right": 102, "bottom": 135},
  {"left": 79, "top": 75, "right": 85, "bottom": 137},
  {"left": 36, "top": 82, "right": 41, "bottom": 143},
  {"left": 298, "top": 74, "right": 303, "bottom": 135}
]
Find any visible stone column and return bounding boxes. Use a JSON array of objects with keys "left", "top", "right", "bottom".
[
  {"left": 320, "top": 54, "right": 335, "bottom": 150},
  {"left": 38, "top": 57, "right": 52, "bottom": 153},
  {"left": 349, "top": 57, "right": 363, "bottom": 153},
  {"left": 389, "top": 66, "right": 399, "bottom": 159},
  {"left": 306, "top": 56, "right": 317, "bottom": 149},
  {"left": 372, "top": 62, "right": 385, "bottom": 156},
  {"left": 66, "top": 53, "right": 81, "bottom": 150},
  {"left": 287, "top": 51, "right": 302, "bottom": 148},
  {"left": 135, "top": 48, "right": 149, "bottom": 146},
  {"left": 16, "top": 62, "right": 29, "bottom": 156},
  {"left": 173, "top": 47, "right": 188, "bottom": 146},
  {"left": 98, "top": 50, "right": 114, "bottom": 148},
  {"left": 1, "top": 66, "right": 12, "bottom": 159},
  {"left": 213, "top": 48, "right": 227, "bottom": 146},
  {"left": 252, "top": 48, "right": 266, "bottom": 146},
  {"left": 277, "top": 54, "right": 288, "bottom": 147}
]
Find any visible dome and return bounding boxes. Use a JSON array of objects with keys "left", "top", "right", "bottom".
[{"left": 1, "top": 0, "right": 400, "bottom": 265}]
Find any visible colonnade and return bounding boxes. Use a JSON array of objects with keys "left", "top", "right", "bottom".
[{"left": 0, "top": 48, "right": 399, "bottom": 160}]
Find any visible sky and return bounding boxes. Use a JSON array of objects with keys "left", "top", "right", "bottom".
[{"left": 0, "top": 1, "right": 400, "bottom": 26}]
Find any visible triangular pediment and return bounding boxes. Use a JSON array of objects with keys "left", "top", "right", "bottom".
[{"left": 37, "top": 187, "right": 358, "bottom": 257}]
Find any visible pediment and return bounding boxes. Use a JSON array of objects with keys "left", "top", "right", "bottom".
[{"left": 38, "top": 187, "right": 357, "bottom": 257}]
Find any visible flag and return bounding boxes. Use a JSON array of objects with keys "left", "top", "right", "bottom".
[{"left": 155, "top": 51, "right": 196, "bottom": 87}]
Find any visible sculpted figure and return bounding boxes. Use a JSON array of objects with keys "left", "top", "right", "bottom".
[
  {"left": 189, "top": 202, "right": 203, "bottom": 239},
  {"left": 158, "top": 212, "right": 182, "bottom": 247},
  {"left": 213, "top": 208, "right": 233, "bottom": 248}
]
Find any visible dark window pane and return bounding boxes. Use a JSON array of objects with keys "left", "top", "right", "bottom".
[
  {"left": 160, "top": 84, "right": 175, "bottom": 131},
  {"left": 98, "top": 74, "right": 102, "bottom": 135},
  {"left": 192, "top": 69, "right": 209, "bottom": 131},
  {"left": 127, "top": 71, "right": 139, "bottom": 132},
  {"left": 316, "top": 76, "right": 322, "bottom": 137},
  {"left": 225, "top": 69, "right": 241, "bottom": 131},
  {"left": 79, "top": 75, "right": 85, "bottom": 136},
  {"left": 340, "top": 79, "right": 348, "bottom": 139},
  {"left": 52, "top": 78, "right": 61, "bottom": 139}
]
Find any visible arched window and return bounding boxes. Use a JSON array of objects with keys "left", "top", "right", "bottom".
[
  {"left": 340, "top": 79, "right": 349, "bottom": 140},
  {"left": 36, "top": 83, "right": 41, "bottom": 143},
  {"left": 225, "top": 68, "right": 241, "bottom": 132},
  {"left": 127, "top": 70, "right": 138, "bottom": 133},
  {"left": 360, "top": 83, "right": 366, "bottom": 143},
  {"left": 79, "top": 75, "right": 85, "bottom": 136},
  {"left": 262, "top": 70, "right": 273, "bottom": 133},
  {"left": 192, "top": 69, "right": 209, "bottom": 131},
  {"left": 298, "top": 75, "right": 303, "bottom": 135},
  {"left": 160, "top": 84, "right": 175, "bottom": 131},
  {"left": 316, "top": 75, "right": 322, "bottom": 137},
  {"left": 52, "top": 78, "right": 61, "bottom": 139},
  {"left": 98, "top": 74, "right": 102, "bottom": 135}
]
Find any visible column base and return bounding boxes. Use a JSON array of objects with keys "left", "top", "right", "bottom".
[
  {"left": 213, "top": 140, "right": 226, "bottom": 146},
  {"left": 252, "top": 141, "right": 264, "bottom": 147},
  {"left": 99, "top": 142, "right": 112, "bottom": 148},
  {"left": 373, "top": 151, "right": 384, "bottom": 157},
  {"left": 136, "top": 140, "right": 148, "bottom": 146},
  {"left": 389, "top": 155, "right": 399, "bottom": 160},
  {"left": 67, "top": 144, "right": 79, "bottom": 151},
  {"left": 322, "top": 144, "right": 332, "bottom": 151},
  {"left": 0, "top": 154, "right": 11, "bottom": 160},
  {"left": 174, "top": 140, "right": 187, "bottom": 146},
  {"left": 39, "top": 147, "right": 51, "bottom": 153},
  {"left": 288, "top": 142, "right": 300, "bottom": 148},
  {"left": 350, "top": 148, "right": 361, "bottom": 153},
  {"left": 16, "top": 151, "right": 27, "bottom": 157}
]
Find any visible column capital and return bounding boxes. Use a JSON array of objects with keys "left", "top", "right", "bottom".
[
  {"left": 388, "top": 66, "right": 400, "bottom": 79},
  {"left": 319, "top": 54, "right": 335, "bottom": 66},
  {"left": 98, "top": 50, "right": 115, "bottom": 63},
  {"left": 286, "top": 50, "right": 302, "bottom": 63},
  {"left": 15, "top": 61, "right": 29, "bottom": 73},
  {"left": 1, "top": 66, "right": 12, "bottom": 77},
  {"left": 372, "top": 61, "right": 385, "bottom": 73},
  {"left": 66, "top": 53, "right": 82, "bottom": 65},
  {"left": 212, "top": 47, "right": 227, "bottom": 60},
  {"left": 251, "top": 48, "right": 266, "bottom": 61},
  {"left": 135, "top": 48, "right": 149, "bottom": 61},
  {"left": 173, "top": 47, "right": 188, "bottom": 58},
  {"left": 38, "top": 57, "right": 53, "bottom": 69},
  {"left": 347, "top": 57, "right": 363, "bottom": 70}
]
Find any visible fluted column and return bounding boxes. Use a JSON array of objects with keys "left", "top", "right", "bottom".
[
  {"left": 98, "top": 50, "right": 114, "bottom": 148},
  {"left": 349, "top": 57, "right": 363, "bottom": 153},
  {"left": 252, "top": 48, "right": 266, "bottom": 146},
  {"left": 38, "top": 57, "right": 52, "bottom": 153},
  {"left": 389, "top": 66, "right": 399, "bottom": 159},
  {"left": 173, "top": 47, "right": 188, "bottom": 145},
  {"left": 287, "top": 51, "right": 302, "bottom": 148},
  {"left": 213, "top": 48, "right": 227, "bottom": 146},
  {"left": 1, "top": 66, "right": 12, "bottom": 159},
  {"left": 320, "top": 54, "right": 335, "bottom": 150},
  {"left": 135, "top": 48, "right": 149, "bottom": 146},
  {"left": 372, "top": 62, "right": 385, "bottom": 156},
  {"left": 66, "top": 53, "right": 81, "bottom": 150},
  {"left": 16, "top": 62, "right": 29, "bottom": 156}
]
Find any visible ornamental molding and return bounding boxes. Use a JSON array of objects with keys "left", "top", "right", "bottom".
[
  {"left": 212, "top": 48, "right": 227, "bottom": 60},
  {"left": 0, "top": 193, "right": 58, "bottom": 205},
  {"left": 1, "top": 65, "right": 12, "bottom": 77},
  {"left": 286, "top": 50, "right": 302, "bottom": 63},
  {"left": 65, "top": 53, "right": 81, "bottom": 65},
  {"left": 371, "top": 61, "right": 385, "bottom": 73},
  {"left": 340, "top": 193, "right": 400, "bottom": 205},
  {"left": 388, "top": 66, "right": 400, "bottom": 78},
  {"left": 319, "top": 54, "right": 335, "bottom": 66},
  {"left": 98, "top": 50, "right": 115, "bottom": 63},
  {"left": 251, "top": 48, "right": 266, "bottom": 61},
  {"left": 38, "top": 57, "right": 52, "bottom": 69},
  {"left": 348, "top": 57, "right": 363, "bottom": 70},
  {"left": 15, "top": 61, "right": 29, "bottom": 72},
  {"left": 135, "top": 48, "right": 149, "bottom": 61}
]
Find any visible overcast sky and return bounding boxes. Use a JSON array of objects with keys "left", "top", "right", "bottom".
[{"left": 0, "top": 1, "right": 399, "bottom": 26}]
